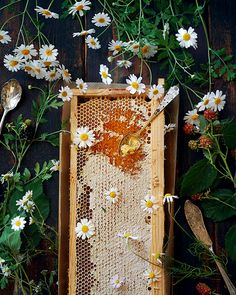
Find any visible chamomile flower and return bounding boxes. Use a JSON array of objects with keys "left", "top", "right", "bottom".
[
  {"left": 85, "top": 35, "right": 101, "bottom": 50},
  {"left": 50, "top": 160, "right": 60, "bottom": 171},
  {"left": 57, "top": 64, "right": 72, "bottom": 82},
  {"left": 196, "top": 93, "right": 211, "bottom": 111},
  {"left": 108, "top": 40, "right": 124, "bottom": 56},
  {"left": 76, "top": 78, "right": 88, "bottom": 93},
  {"left": 163, "top": 193, "right": 179, "bottom": 204},
  {"left": 144, "top": 269, "right": 161, "bottom": 283},
  {"left": 58, "top": 86, "right": 73, "bottom": 102},
  {"left": 0, "top": 30, "right": 11, "bottom": 44},
  {"left": 92, "top": 12, "right": 111, "bottom": 27},
  {"left": 148, "top": 84, "right": 164, "bottom": 100},
  {"left": 29, "top": 60, "right": 47, "bottom": 79},
  {"left": 184, "top": 109, "right": 200, "bottom": 126},
  {"left": 0, "top": 258, "right": 5, "bottom": 267},
  {"left": 45, "top": 68, "right": 60, "bottom": 81},
  {"left": 164, "top": 123, "right": 176, "bottom": 134},
  {"left": 141, "top": 194, "right": 159, "bottom": 214},
  {"left": 141, "top": 44, "right": 158, "bottom": 59},
  {"left": 1, "top": 172, "right": 13, "bottom": 184},
  {"left": 73, "top": 29, "right": 95, "bottom": 37},
  {"left": 209, "top": 90, "right": 226, "bottom": 112},
  {"left": 68, "top": 0, "right": 91, "bottom": 16},
  {"left": 40, "top": 60, "right": 59, "bottom": 68},
  {"left": 39, "top": 44, "right": 58, "bottom": 62},
  {"left": 105, "top": 187, "right": 120, "bottom": 204},
  {"left": 128, "top": 41, "right": 140, "bottom": 54},
  {"left": 1, "top": 266, "right": 11, "bottom": 277},
  {"left": 24, "top": 200, "right": 35, "bottom": 213},
  {"left": 117, "top": 232, "right": 139, "bottom": 240},
  {"left": 152, "top": 251, "right": 165, "bottom": 265},
  {"left": 75, "top": 218, "right": 95, "bottom": 239},
  {"left": 126, "top": 74, "right": 146, "bottom": 95},
  {"left": 163, "top": 22, "right": 170, "bottom": 39},
  {"left": 110, "top": 274, "right": 126, "bottom": 289},
  {"left": 117, "top": 60, "right": 132, "bottom": 69},
  {"left": 73, "top": 126, "right": 95, "bottom": 148},
  {"left": 11, "top": 216, "right": 26, "bottom": 231},
  {"left": 99, "top": 64, "right": 112, "bottom": 85},
  {"left": 35, "top": 6, "right": 59, "bottom": 19},
  {"left": 22, "top": 63, "right": 34, "bottom": 75},
  {"left": 176, "top": 27, "right": 198, "bottom": 49},
  {"left": 4, "top": 54, "right": 23, "bottom": 72},
  {"left": 24, "top": 190, "right": 33, "bottom": 200},
  {"left": 29, "top": 217, "right": 35, "bottom": 225}
]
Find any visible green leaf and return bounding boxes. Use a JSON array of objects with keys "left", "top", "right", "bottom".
[
  {"left": 222, "top": 122, "right": 236, "bottom": 148},
  {"left": 0, "top": 227, "right": 21, "bottom": 252},
  {"left": 34, "top": 162, "right": 40, "bottom": 174},
  {"left": 33, "top": 193, "right": 50, "bottom": 221},
  {"left": 22, "top": 168, "right": 31, "bottom": 181},
  {"left": 180, "top": 158, "right": 218, "bottom": 196},
  {"left": 225, "top": 225, "right": 236, "bottom": 261},
  {"left": 201, "top": 189, "right": 236, "bottom": 222}
]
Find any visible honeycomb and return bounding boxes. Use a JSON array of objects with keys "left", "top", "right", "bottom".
[{"left": 75, "top": 95, "right": 155, "bottom": 295}]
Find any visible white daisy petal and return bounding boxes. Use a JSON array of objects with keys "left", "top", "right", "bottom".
[
  {"left": 58, "top": 86, "right": 73, "bottom": 102},
  {"left": 110, "top": 274, "right": 126, "bottom": 289},
  {"left": 68, "top": 0, "right": 91, "bottom": 16},
  {"left": 148, "top": 84, "right": 164, "bottom": 100},
  {"left": 73, "top": 126, "right": 95, "bottom": 148},
  {"left": 39, "top": 44, "right": 58, "bottom": 62},
  {"left": 105, "top": 187, "right": 120, "bottom": 204},
  {"left": 0, "top": 30, "right": 11, "bottom": 44},
  {"left": 144, "top": 269, "right": 161, "bottom": 283},
  {"left": 76, "top": 78, "right": 88, "bottom": 93},
  {"left": 208, "top": 90, "right": 226, "bottom": 112},
  {"left": 85, "top": 35, "right": 101, "bottom": 50},
  {"left": 35, "top": 6, "right": 59, "bottom": 19},
  {"left": 176, "top": 27, "right": 198, "bottom": 49},
  {"left": 183, "top": 109, "right": 200, "bottom": 126},
  {"left": 92, "top": 12, "right": 111, "bottom": 27},
  {"left": 126, "top": 74, "right": 146, "bottom": 95},
  {"left": 99, "top": 64, "right": 112, "bottom": 85},
  {"left": 75, "top": 218, "right": 95, "bottom": 239},
  {"left": 11, "top": 216, "right": 26, "bottom": 231},
  {"left": 140, "top": 194, "right": 159, "bottom": 214}
]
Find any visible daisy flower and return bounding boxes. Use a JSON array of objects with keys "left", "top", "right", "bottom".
[
  {"left": 117, "top": 232, "right": 139, "bottom": 240},
  {"left": 105, "top": 187, "right": 120, "bottom": 204},
  {"left": 57, "top": 64, "right": 72, "bottom": 82},
  {"left": 4, "top": 54, "right": 23, "bottom": 72},
  {"left": 45, "top": 69, "right": 60, "bottom": 81},
  {"left": 144, "top": 269, "right": 161, "bottom": 283},
  {"left": 1, "top": 266, "right": 11, "bottom": 277},
  {"left": 152, "top": 251, "right": 165, "bottom": 265},
  {"left": 163, "top": 22, "right": 170, "bottom": 39},
  {"left": 24, "top": 200, "right": 35, "bottom": 213},
  {"left": 148, "top": 84, "right": 164, "bottom": 100},
  {"left": 126, "top": 74, "right": 146, "bottom": 95},
  {"left": 141, "top": 44, "right": 158, "bottom": 59},
  {"left": 50, "top": 160, "right": 60, "bottom": 171},
  {"left": 141, "top": 194, "right": 159, "bottom": 214},
  {"left": 0, "top": 30, "right": 11, "bottom": 44},
  {"left": 117, "top": 60, "right": 132, "bottom": 69},
  {"left": 76, "top": 78, "right": 88, "bottom": 93},
  {"left": 92, "top": 12, "right": 111, "bottom": 27},
  {"left": 108, "top": 40, "right": 124, "bottom": 56},
  {"left": 164, "top": 123, "right": 176, "bottom": 134},
  {"left": 73, "top": 126, "right": 95, "bottom": 148},
  {"left": 75, "top": 218, "right": 95, "bottom": 239},
  {"left": 163, "top": 193, "right": 179, "bottom": 204},
  {"left": 11, "top": 216, "right": 26, "bottom": 231},
  {"left": 58, "top": 86, "right": 73, "bottom": 102},
  {"left": 99, "top": 64, "right": 112, "bottom": 85},
  {"left": 0, "top": 258, "right": 5, "bottom": 267},
  {"left": 39, "top": 44, "right": 58, "bottom": 61},
  {"left": 110, "top": 275, "right": 126, "bottom": 289},
  {"left": 128, "top": 41, "right": 140, "bottom": 54},
  {"left": 176, "top": 27, "right": 198, "bottom": 49},
  {"left": 1, "top": 172, "right": 13, "bottom": 184},
  {"left": 85, "top": 35, "right": 101, "bottom": 50},
  {"left": 68, "top": 0, "right": 91, "bottom": 16},
  {"left": 29, "top": 60, "right": 47, "bottom": 79},
  {"left": 29, "top": 217, "right": 35, "bottom": 225},
  {"left": 73, "top": 29, "right": 95, "bottom": 37},
  {"left": 184, "top": 109, "right": 200, "bottom": 126},
  {"left": 196, "top": 93, "right": 211, "bottom": 111},
  {"left": 40, "top": 60, "right": 59, "bottom": 68},
  {"left": 35, "top": 6, "right": 59, "bottom": 19},
  {"left": 209, "top": 90, "right": 226, "bottom": 112}
]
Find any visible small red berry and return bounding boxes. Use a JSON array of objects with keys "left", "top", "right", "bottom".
[
  {"left": 183, "top": 123, "right": 194, "bottom": 135},
  {"left": 196, "top": 282, "right": 211, "bottom": 295},
  {"left": 199, "top": 135, "right": 214, "bottom": 149},
  {"left": 204, "top": 109, "right": 218, "bottom": 120}
]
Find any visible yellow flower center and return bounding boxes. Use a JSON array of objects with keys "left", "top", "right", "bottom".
[
  {"left": 44, "top": 61, "right": 52, "bottom": 67},
  {"left": 153, "top": 89, "right": 159, "bottom": 95},
  {"left": 153, "top": 251, "right": 160, "bottom": 260},
  {"left": 183, "top": 32, "right": 191, "bottom": 41},
  {"left": 81, "top": 225, "right": 89, "bottom": 233},
  {"left": 191, "top": 114, "right": 199, "bottom": 121},
  {"left": 203, "top": 99, "right": 209, "bottom": 105},
  {"left": 124, "top": 233, "right": 132, "bottom": 238},
  {"left": 61, "top": 91, "right": 68, "bottom": 97},
  {"left": 9, "top": 60, "right": 18, "bottom": 67},
  {"left": 80, "top": 31, "right": 88, "bottom": 36},
  {"left": 98, "top": 17, "right": 105, "bottom": 23},
  {"left": 79, "top": 84, "right": 84, "bottom": 89},
  {"left": 214, "top": 97, "right": 221, "bottom": 105},
  {"left": 114, "top": 45, "right": 121, "bottom": 51},
  {"left": 0, "top": 35, "right": 3, "bottom": 40},
  {"left": 90, "top": 39, "right": 96, "bottom": 46},
  {"left": 115, "top": 280, "right": 120, "bottom": 284},
  {"left": 80, "top": 133, "right": 89, "bottom": 141},
  {"left": 141, "top": 45, "right": 149, "bottom": 54},
  {"left": 149, "top": 272, "right": 155, "bottom": 279},
  {"left": 132, "top": 44, "right": 139, "bottom": 50},
  {"left": 101, "top": 71, "right": 108, "bottom": 78},
  {"left": 131, "top": 81, "right": 139, "bottom": 90},
  {"left": 146, "top": 200, "right": 153, "bottom": 208},
  {"left": 24, "top": 66, "right": 32, "bottom": 71},
  {"left": 63, "top": 70, "right": 70, "bottom": 77},
  {"left": 50, "top": 72, "right": 56, "bottom": 78},
  {"left": 15, "top": 220, "right": 21, "bottom": 227},
  {"left": 165, "top": 193, "right": 172, "bottom": 197},
  {"left": 43, "top": 10, "right": 52, "bottom": 16},
  {"left": 21, "top": 49, "right": 30, "bottom": 55},
  {"left": 45, "top": 49, "right": 53, "bottom": 56},
  {"left": 76, "top": 4, "right": 84, "bottom": 11},
  {"left": 109, "top": 191, "right": 116, "bottom": 198},
  {"left": 35, "top": 67, "right": 41, "bottom": 74}
]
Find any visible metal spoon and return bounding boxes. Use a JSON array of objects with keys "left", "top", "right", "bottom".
[
  {"left": 119, "top": 85, "right": 179, "bottom": 156},
  {"left": 184, "top": 200, "right": 236, "bottom": 295},
  {"left": 0, "top": 79, "right": 22, "bottom": 135}
]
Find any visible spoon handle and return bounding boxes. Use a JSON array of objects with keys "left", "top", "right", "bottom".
[{"left": 0, "top": 109, "right": 8, "bottom": 135}]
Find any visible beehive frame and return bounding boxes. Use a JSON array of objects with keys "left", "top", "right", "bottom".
[{"left": 67, "top": 81, "right": 168, "bottom": 295}]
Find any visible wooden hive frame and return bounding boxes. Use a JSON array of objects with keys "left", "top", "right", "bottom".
[{"left": 59, "top": 81, "right": 179, "bottom": 295}]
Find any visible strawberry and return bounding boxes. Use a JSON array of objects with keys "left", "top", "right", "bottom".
[
  {"left": 183, "top": 123, "right": 194, "bottom": 135},
  {"left": 196, "top": 282, "right": 211, "bottom": 295}
]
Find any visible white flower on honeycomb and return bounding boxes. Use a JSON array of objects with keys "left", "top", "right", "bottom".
[
  {"left": 144, "top": 269, "right": 161, "bottom": 283},
  {"left": 105, "top": 187, "right": 120, "bottom": 204},
  {"left": 75, "top": 218, "right": 95, "bottom": 239},
  {"left": 163, "top": 193, "right": 179, "bottom": 204},
  {"left": 11, "top": 216, "right": 26, "bottom": 231},
  {"left": 110, "top": 274, "right": 126, "bottom": 289},
  {"left": 76, "top": 78, "right": 88, "bottom": 93},
  {"left": 99, "top": 64, "right": 112, "bottom": 85},
  {"left": 141, "top": 194, "right": 159, "bottom": 214},
  {"left": 92, "top": 12, "right": 111, "bottom": 27},
  {"left": 126, "top": 74, "right": 145, "bottom": 95},
  {"left": 68, "top": 0, "right": 91, "bottom": 16},
  {"left": 117, "top": 232, "right": 138, "bottom": 241},
  {"left": 148, "top": 84, "right": 164, "bottom": 100},
  {"left": 176, "top": 27, "right": 198, "bottom": 49},
  {"left": 73, "top": 126, "right": 95, "bottom": 148}
]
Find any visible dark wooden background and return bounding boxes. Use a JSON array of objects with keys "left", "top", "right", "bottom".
[{"left": 0, "top": 0, "right": 236, "bottom": 294}]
